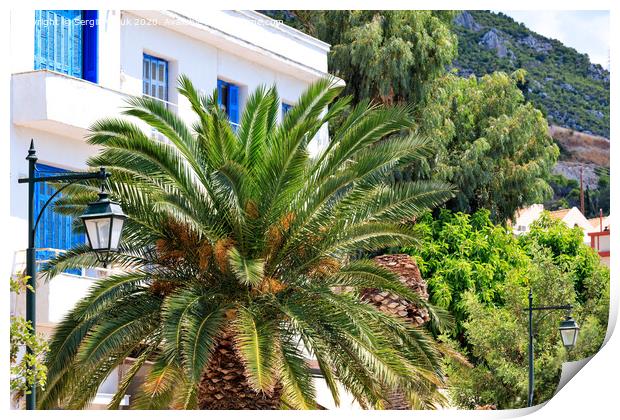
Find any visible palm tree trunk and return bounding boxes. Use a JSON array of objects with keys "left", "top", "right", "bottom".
[
  {"left": 384, "top": 388, "right": 410, "bottom": 409},
  {"left": 198, "top": 332, "right": 282, "bottom": 409},
  {"left": 364, "top": 255, "right": 432, "bottom": 410}
]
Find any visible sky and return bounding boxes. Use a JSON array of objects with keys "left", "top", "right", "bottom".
[{"left": 498, "top": 10, "right": 610, "bottom": 69}]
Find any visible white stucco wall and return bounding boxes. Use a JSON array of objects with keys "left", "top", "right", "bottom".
[
  {"left": 560, "top": 207, "right": 593, "bottom": 242},
  {"left": 512, "top": 205, "right": 593, "bottom": 243},
  {"left": 512, "top": 204, "right": 545, "bottom": 234}
]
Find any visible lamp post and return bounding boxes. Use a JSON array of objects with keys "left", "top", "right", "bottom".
[
  {"left": 525, "top": 288, "right": 580, "bottom": 407},
  {"left": 18, "top": 140, "right": 127, "bottom": 410}
]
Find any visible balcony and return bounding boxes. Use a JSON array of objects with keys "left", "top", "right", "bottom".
[
  {"left": 11, "top": 248, "right": 119, "bottom": 332},
  {"left": 12, "top": 70, "right": 188, "bottom": 142},
  {"left": 12, "top": 70, "right": 132, "bottom": 139}
]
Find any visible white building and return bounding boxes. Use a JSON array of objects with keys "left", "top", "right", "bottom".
[
  {"left": 9, "top": 9, "right": 341, "bottom": 409},
  {"left": 512, "top": 204, "right": 601, "bottom": 243}
]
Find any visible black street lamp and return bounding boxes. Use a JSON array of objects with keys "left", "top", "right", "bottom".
[
  {"left": 559, "top": 316, "right": 580, "bottom": 349},
  {"left": 525, "top": 288, "right": 580, "bottom": 407},
  {"left": 80, "top": 188, "right": 128, "bottom": 265},
  {"left": 18, "top": 140, "right": 127, "bottom": 410}
]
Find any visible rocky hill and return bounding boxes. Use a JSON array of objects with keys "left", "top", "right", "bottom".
[
  {"left": 261, "top": 10, "right": 610, "bottom": 215},
  {"left": 547, "top": 125, "right": 609, "bottom": 216},
  {"left": 453, "top": 11, "right": 610, "bottom": 138},
  {"left": 453, "top": 11, "right": 610, "bottom": 216}
]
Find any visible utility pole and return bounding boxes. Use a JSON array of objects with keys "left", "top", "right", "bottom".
[{"left": 579, "top": 166, "right": 585, "bottom": 215}]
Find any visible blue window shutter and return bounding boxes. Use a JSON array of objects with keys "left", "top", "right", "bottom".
[
  {"left": 34, "top": 10, "right": 82, "bottom": 78},
  {"left": 143, "top": 54, "right": 168, "bottom": 102},
  {"left": 50, "top": 12, "right": 58, "bottom": 70},
  {"left": 159, "top": 60, "right": 168, "bottom": 101},
  {"left": 228, "top": 83, "right": 239, "bottom": 124},
  {"left": 82, "top": 10, "right": 98, "bottom": 83},
  {"left": 142, "top": 55, "right": 150, "bottom": 95},
  {"left": 34, "top": 164, "right": 85, "bottom": 275},
  {"left": 34, "top": 11, "right": 44, "bottom": 69}
]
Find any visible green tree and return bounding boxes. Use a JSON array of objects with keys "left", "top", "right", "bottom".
[
  {"left": 437, "top": 213, "right": 608, "bottom": 408},
  {"left": 405, "top": 210, "right": 528, "bottom": 343},
  {"left": 279, "top": 11, "right": 458, "bottom": 106},
  {"left": 519, "top": 213, "right": 609, "bottom": 322},
  {"left": 446, "top": 242, "right": 607, "bottom": 408},
  {"left": 595, "top": 168, "right": 610, "bottom": 216},
  {"left": 38, "top": 78, "right": 455, "bottom": 409},
  {"left": 416, "top": 70, "right": 559, "bottom": 222},
  {"left": 10, "top": 275, "right": 49, "bottom": 405}
]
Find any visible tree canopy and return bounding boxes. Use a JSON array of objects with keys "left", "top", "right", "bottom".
[
  {"left": 408, "top": 210, "right": 609, "bottom": 408},
  {"left": 269, "top": 11, "right": 458, "bottom": 106},
  {"left": 415, "top": 70, "right": 559, "bottom": 222},
  {"left": 405, "top": 210, "right": 527, "bottom": 343}
]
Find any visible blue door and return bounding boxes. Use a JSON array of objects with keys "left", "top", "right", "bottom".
[
  {"left": 34, "top": 164, "right": 85, "bottom": 275},
  {"left": 81, "top": 11, "right": 99, "bottom": 83}
]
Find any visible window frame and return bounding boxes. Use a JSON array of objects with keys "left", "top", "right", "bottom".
[
  {"left": 143, "top": 53, "right": 169, "bottom": 103},
  {"left": 217, "top": 79, "right": 240, "bottom": 126}
]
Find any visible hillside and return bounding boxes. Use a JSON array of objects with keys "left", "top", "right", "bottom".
[
  {"left": 261, "top": 10, "right": 610, "bottom": 215},
  {"left": 546, "top": 125, "right": 609, "bottom": 216},
  {"left": 453, "top": 11, "right": 609, "bottom": 138}
]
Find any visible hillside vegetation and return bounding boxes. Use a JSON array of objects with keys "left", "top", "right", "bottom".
[{"left": 453, "top": 11, "right": 609, "bottom": 138}]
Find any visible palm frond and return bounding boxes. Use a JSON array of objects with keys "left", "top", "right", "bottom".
[
  {"left": 108, "top": 348, "right": 155, "bottom": 409},
  {"left": 277, "top": 334, "right": 317, "bottom": 409},
  {"left": 177, "top": 295, "right": 228, "bottom": 382},
  {"left": 131, "top": 356, "right": 184, "bottom": 409},
  {"left": 233, "top": 307, "right": 279, "bottom": 393},
  {"left": 228, "top": 247, "right": 265, "bottom": 288},
  {"left": 42, "top": 76, "right": 453, "bottom": 410}
]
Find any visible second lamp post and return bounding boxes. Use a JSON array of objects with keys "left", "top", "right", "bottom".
[{"left": 525, "top": 288, "right": 580, "bottom": 407}]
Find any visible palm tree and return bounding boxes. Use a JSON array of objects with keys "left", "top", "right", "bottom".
[{"left": 38, "top": 77, "right": 454, "bottom": 410}]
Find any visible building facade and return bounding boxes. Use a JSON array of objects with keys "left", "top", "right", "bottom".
[
  {"left": 587, "top": 215, "right": 610, "bottom": 267},
  {"left": 512, "top": 204, "right": 611, "bottom": 266},
  {"left": 513, "top": 204, "right": 595, "bottom": 242},
  {"left": 9, "top": 9, "right": 339, "bottom": 408}
]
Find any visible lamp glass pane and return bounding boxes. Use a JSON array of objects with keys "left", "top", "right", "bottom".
[
  {"left": 85, "top": 217, "right": 111, "bottom": 250},
  {"left": 560, "top": 328, "right": 577, "bottom": 347},
  {"left": 109, "top": 217, "right": 125, "bottom": 251}
]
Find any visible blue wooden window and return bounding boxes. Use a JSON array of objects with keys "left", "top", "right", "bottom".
[
  {"left": 34, "top": 164, "right": 85, "bottom": 275},
  {"left": 143, "top": 54, "right": 168, "bottom": 102},
  {"left": 282, "top": 102, "right": 293, "bottom": 118},
  {"left": 34, "top": 10, "right": 99, "bottom": 82},
  {"left": 217, "top": 79, "right": 240, "bottom": 126}
]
